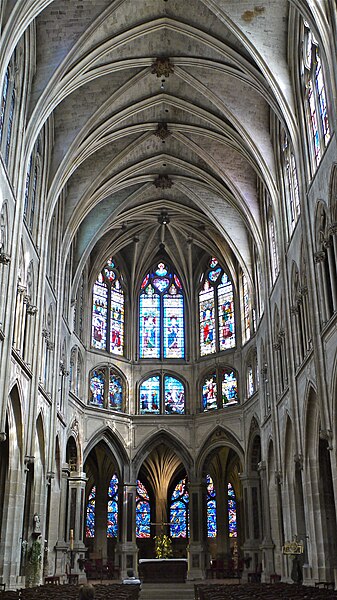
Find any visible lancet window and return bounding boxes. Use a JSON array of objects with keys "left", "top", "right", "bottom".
[
  {"left": 207, "top": 474, "right": 217, "bottom": 537},
  {"left": 228, "top": 483, "right": 237, "bottom": 537},
  {"left": 89, "top": 367, "right": 124, "bottom": 411},
  {"left": 107, "top": 474, "right": 119, "bottom": 537},
  {"left": 92, "top": 257, "right": 124, "bottom": 356},
  {"left": 139, "top": 374, "right": 185, "bottom": 415},
  {"left": 85, "top": 485, "right": 96, "bottom": 538},
  {"left": 281, "top": 129, "right": 300, "bottom": 233},
  {"left": 170, "top": 477, "right": 189, "bottom": 538},
  {"left": 139, "top": 262, "right": 184, "bottom": 360},
  {"left": 199, "top": 257, "right": 235, "bottom": 356},
  {"left": 202, "top": 368, "right": 238, "bottom": 412},
  {"left": 136, "top": 480, "right": 151, "bottom": 538}
]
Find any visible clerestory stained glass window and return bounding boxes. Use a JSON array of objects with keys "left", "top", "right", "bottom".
[
  {"left": 92, "top": 258, "right": 124, "bottom": 355},
  {"left": 107, "top": 474, "right": 119, "bottom": 537},
  {"left": 202, "top": 368, "right": 238, "bottom": 411},
  {"left": 136, "top": 480, "right": 151, "bottom": 538},
  {"left": 139, "top": 374, "right": 185, "bottom": 415},
  {"left": 207, "top": 474, "right": 217, "bottom": 537},
  {"left": 228, "top": 483, "right": 237, "bottom": 537},
  {"left": 170, "top": 477, "right": 189, "bottom": 538},
  {"left": 302, "top": 21, "right": 330, "bottom": 169},
  {"left": 86, "top": 485, "right": 96, "bottom": 538},
  {"left": 139, "top": 263, "right": 184, "bottom": 359},
  {"left": 199, "top": 258, "right": 235, "bottom": 356}
]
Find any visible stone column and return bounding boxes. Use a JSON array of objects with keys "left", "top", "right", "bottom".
[
  {"left": 216, "top": 478, "right": 230, "bottom": 561},
  {"left": 66, "top": 471, "right": 87, "bottom": 582},
  {"left": 116, "top": 482, "right": 138, "bottom": 579},
  {"left": 240, "top": 473, "right": 262, "bottom": 581},
  {"left": 314, "top": 251, "right": 330, "bottom": 323},
  {"left": 187, "top": 481, "right": 205, "bottom": 580},
  {"left": 258, "top": 461, "right": 274, "bottom": 581},
  {"left": 12, "top": 285, "right": 26, "bottom": 352}
]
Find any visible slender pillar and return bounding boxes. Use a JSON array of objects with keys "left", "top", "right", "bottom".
[
  {"left": 258, "top": 461, "right": 274, "bottom": 581},
  {"left": 187, "top": 481, "right": 205, "bottom": 580},
  {"left": 116, "top": 482, "right": 138, "bottom": 579}
]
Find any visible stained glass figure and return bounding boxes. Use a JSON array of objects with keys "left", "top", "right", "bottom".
[
  {"left": 110, "top": 280, "right": 124, "bottom": 355},
  {"left": 109, "top": 373, "right": 123, "bottom": 411},
  {"left": 170, "top": 477, "right": 189, "bottom": 538},
  {"left": 199, "top": 281, "right": 215, "bottom": 356},
  {"left": 107, "top": 474, "right": 119, "bottom": 537},
  {"left": 218, "top": 273, "right": 235, "bottom": 350},
  {"left": 92, "top": 274, "right": 108, "bottom": 350},
  {"left": 228, "top": 482, "right": 237, "bottom": 538},
  {"left": 90, "top": 369, "right": 105, "bottom": 407},
  {"left": 242, "top": 274, "right": 251, "bottom": 341},
  {"left": 248, "top": 366, "right": 254, "bottom": 397},
  {"left": 207, "top": 474, "right": 217, "bottom": 538},
  {"left": 92, "top": 258, "right": 124, "bottom": 355},
  {"left": 139, "top": 376, "right": 160, "bottom": 414},
  {"left": 136, "top": 480, "right": 151, "bottom": 538},
  {"left": 222, "top": 371, "right": 238, "bottom": 407},
  {"left": 139, "top": 286, "right": 160, "bottom": 359},
  {"left": 200, "top": 258, "right": 235, "bottom": 355},
  {"left": 202, "top": 372, "right": 217, "bottom": 411},
  {"left": 86, "top": 485, "right": 96, "bottom": 538},
  {"left": 139, "top": 263, "right": 184, "bottom": 360},
  {"left": 164, "top": 376, "right": 185, "bottom": 414}
]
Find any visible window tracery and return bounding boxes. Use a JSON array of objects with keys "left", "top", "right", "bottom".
[
  {"left": 139, "top": 262, "right": 184, "bottom": 359},
  {"left": 139, "top": 374, "right": 185, "bottom": 415},
  {"left": 199, "top": 257, "right": 235, "bottom": 356},
  {"left": 92, "top": 257, "right": 124, "bottom": 356},
  {"left": 202, "top": 368, "right": 238, "bottom": 412}
]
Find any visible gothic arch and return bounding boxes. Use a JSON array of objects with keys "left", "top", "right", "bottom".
[
  {"left": 196, "top": 425, "right": 244, "bottom": 479},
  {"left": 133, "top": 430, "right": 193, "bottom": 479},
  {"left": 83, "top": 427, "right": 129, "bottom": 477},
  {"left": 304, "top": 384, "right": 320, "bottom": 461}
]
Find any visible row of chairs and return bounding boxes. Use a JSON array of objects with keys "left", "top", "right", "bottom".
[
  {"left": 195, "top": 582, "right": 337, "bottom": 600},
  {"left": 0, "top": 583, "right": 140, "bottom": 600}
]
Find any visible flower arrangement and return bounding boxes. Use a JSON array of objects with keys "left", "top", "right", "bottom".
[{"left": 154, "top": 533, "right": 173, "bottom": 559}]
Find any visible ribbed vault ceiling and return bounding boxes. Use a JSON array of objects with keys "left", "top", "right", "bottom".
[{"left": 3, "top": 0, "right": 298, "bottom": 282}]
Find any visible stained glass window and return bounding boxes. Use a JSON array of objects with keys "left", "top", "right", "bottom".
[
  {"left": 202, "top": 372, "right": 217, "bottom": 411},
  {"left": 170, "top": 477, "right": 189, "bottom": 538},
  {"left": 109, "top": 373, "right": 123, "bottom": 411},
  {"left": 282, "top": 130, "right": 300, "bottom": 232},
  {"left": 107, "top": 474, "right": 119, "bottom": 537},
  {"left": 92, "top": 258, "right": 124, "bottom": 355},
  {"left": 248, "top": 366, "right": 254, "bottom": 397},
  {"left": 140, "top": 374, "right": 185, "bottom": 414},
  {"left": 136, "top": 480, "right": 151, "bottom": 538},
  {"left": 221, "top": 371, "right": 238, "bottom": 407},
  {"left": 139, "top": 376, "right": 160, "bottom": 414},
  {"left": 0, "top": 67, "right": 9, "bottom": 143},
  {"left": 89, "top": 367, "right": 124, "bottom": 411},
  {"left": 242, "top": 274, "right": 251, "bottom": 342},
  {"left": 207, "top": 475, "right": 217, "bottom": 537},
  {"left": 268, "top": 215, "right": 279, "bottom": 283},
  {"left": 199, "top": 258, "right": 235, "bottom": 355},
  {"left": 228, "top": 483, "right": 237, "bottom": 537},
  {"left": 139, "top": 263, "right": 184, "bottom": 359},
  {"left": 86, "top": 485, "right": 96, "bottom": 538},
  {"left": 202, "top": 368, "right": 239, "bottom": 411},
  {"left": 302, "top": 21, "right": 330, "bottom": 168},
  {"left": 89, "top": 369, "right": 105, "bottom": 407},
  {"left": 164, "top": 376, "right": 185, "bottom": 414}
]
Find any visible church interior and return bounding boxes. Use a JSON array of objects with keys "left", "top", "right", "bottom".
[{"left": 0, "top": 0, "right": 337, "bottom": 593}]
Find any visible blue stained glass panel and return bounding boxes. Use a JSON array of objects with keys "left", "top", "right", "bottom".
[
  {"left": 86, "top": 485, "right": 96, "bottom": 538},
  {"left": 107, "top": 474, "right": 118, "bottom": 537},
  {"left": 208, "top": 268, "right": 222, "bottom": 283},
  {"left": 92, "top": 275, "right": 108, "bottom": 350},
  {"left": 228, "top": 483, "right": 237, "bottom": 538},
  {"left": 218, "top": 274, "right": 235, "bottom": 350},
  {"left": 222, "top": 371, "right": 238, "bottom": 407},
  {"left": 199, "top": 282, "right": 216, "bottom": 356},
  {"left": 110, "top": 287, "right": 124, "bottom": 355},
  {"left": 90, "top": 369, "right": 105, "bottom": 407},
  {"left": 140, "top": 287, "right": 160, "bottom": 358},
  {"left": 163, "top": 293, "right": 184, "bottom": 358},
  {"left": 207, "top": 475, "right": 217, "bottom": 538},
  {"left": 164, "top": 376, "right": 185, "bottom": 414},
  {"left": 136, "top": 481, "right": 151, "bottom": 538},
  {"left": 155, "top": 262, "right": 168, "bottom": 276},
  {"left": 109, "top": 373, "right": 123, "bottom": 411},
  {"left": 170, "top": 478, "right": 189, "bottom": 538},
  {"left": 209, "top": 257, "right": 218, "bottom": 268},
  {"left": 202, "top": 373, "right": 217, "bottom": 411},
  {"left": 139, "top": 376, "right": 160, "bottom": 414},
  {"left": 153, "top": 277, "right": 170, "bottom": 292}
]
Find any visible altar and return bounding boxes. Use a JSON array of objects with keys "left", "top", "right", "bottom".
[{"left": 139, "top": 558, "right": 188, "bottom": 583}]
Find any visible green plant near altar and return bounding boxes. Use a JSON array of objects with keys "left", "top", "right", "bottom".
[
  {"left": 25, "top": 539, "right": 42, "bottom": 587},
  {"left": 154, "top": 533, "right": 173, "bottom": 558}
]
